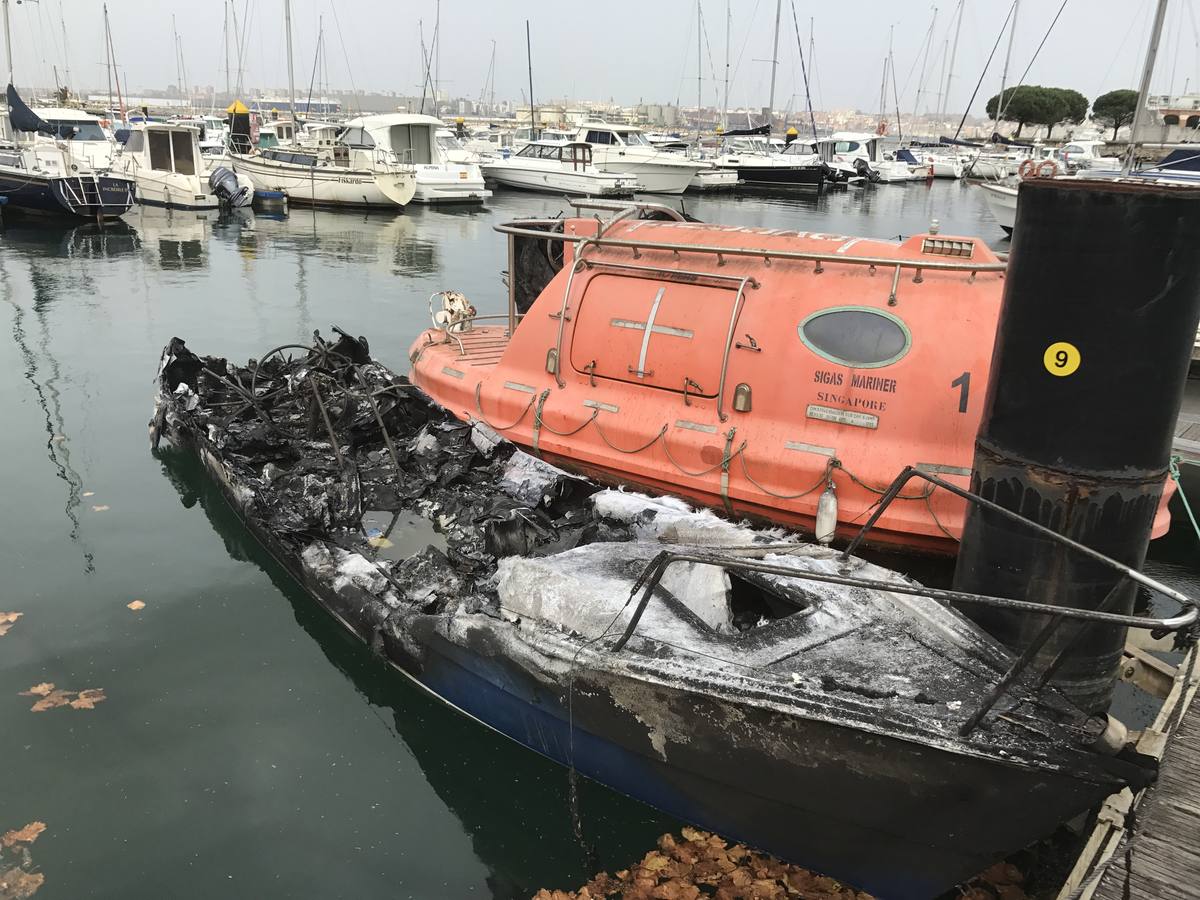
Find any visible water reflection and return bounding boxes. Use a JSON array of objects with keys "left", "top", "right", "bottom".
[
  {"left": 0, "top": 260, "right": 95, "bottom": 571},
  {"left": 0, "top": 218, "right": 141, "bottom": 260},
  {"left": 214, "top": 207, "right": 441, "bottom": 275},
  {"left": 154, "top": 448, "right": 673, "bottom": 898}
]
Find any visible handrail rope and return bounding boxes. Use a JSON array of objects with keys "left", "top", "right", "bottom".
[
  {"left": 534, "top": 406, "right": 598, "bottom": 437},
  {"left": 472, "top": 382, "right": 536, "bottom": 431},
  {"left": 661, "top": 428, "right": 746, "bottom": 478},
  {"left": 739, "top": 452, "right": 830, "bottom": 500}
]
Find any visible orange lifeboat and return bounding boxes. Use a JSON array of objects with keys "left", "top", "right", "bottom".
[{"left": 408, "top": 201, "right": 1173, "bottom": 554}]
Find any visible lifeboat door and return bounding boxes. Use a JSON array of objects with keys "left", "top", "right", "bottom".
[{"left": 568, "top": 271, "right": 741, "bottom": 398}]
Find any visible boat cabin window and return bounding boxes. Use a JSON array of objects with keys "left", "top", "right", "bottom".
[
  {"left": 833, "top": 141, "right": 854, "bottom": 154},
  {"left": 622, "top": 131, "right": 649, "bottom": 146},
  {"left": 125, "top": 130, "right": 144, "bottom": 153},
  {"left": 46, "top": 120, "right": 106, "bottom": 141},
  {"left": 339, "top": 127, "right": 374, "bottom": 149},
  {"left": 728, "top": 571, "right": 809, "bottom": 632},
  {"left": 585, "top": 129, "right": 617, "bottom": 145},
  {"left": 262, "top": 149, "right": 318, "bottom": 166},
  {"left": 1063, "top": 144, "right": 1086, "bottom": 156},
  {"left": 0, "top": 150, "right": 23, "bottom": 168},
  {"left": 148, "top": 130, "right": 173, "bottom": 171},
  {"left": 388, "top": 124, "right": 433, "bottom": 164},
  {"left": 564, "top": 144, "right": 591, "bottom": 168},
  {"left": 171, "top": 130, "right": 196, "bottom": 175},
  {"left": 516, "top": 144, "right": 538, "bottom": 158},
  {"left": 259, "top": 132, "right": 278, "bottom": 149},
  {"left": 799, "top": 307, "right": 910, "bottom": 368},
  {"left": 436, "top": 133, "right": 465, "bottom": 154}
]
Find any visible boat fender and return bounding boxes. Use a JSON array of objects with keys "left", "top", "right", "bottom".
[
  {"left": 1083, "top": 713, "right": 1129, "bottom": 756},
  {"left": 815, "top": 478, "right": 838, "bottom": 544}
]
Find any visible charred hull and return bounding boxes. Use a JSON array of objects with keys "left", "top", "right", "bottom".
[{"left": 150, "top": 334, "right": 1152, "bottom": 900}]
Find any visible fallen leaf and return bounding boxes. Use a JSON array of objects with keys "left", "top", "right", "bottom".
[
  {"left": 91, "top": 505, "right": 110, "bottom": 513},
  {"left": 28, "top": 691, "right": 73, "bottom": 712},
  {"left": 0, "top": 823, "right": 45, "bottom": 848},
  {"left": 126, "top": 600, "right": 146, "bottom": 611},
  {"left": 0, "top": 613, "right": 21, "bottom": 637},
  {"left": 20, "top": 684, "right": 53, "bottom": 698},
  {"left": 81, "top": 491, "right": 94, "bottom": 498},
  {"left": 367, "top": 535, "right": 394, "bottom": 549},
  {"left": 0, "top": 867, "right": 44, "bottom": 899},
  {"left": 68, "top": 689, "right": 106, "bottom": 710}
]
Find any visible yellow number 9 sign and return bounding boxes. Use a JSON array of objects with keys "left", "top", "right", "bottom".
[{"left": 1043, "top": 341, "right": 1081, "bottom": 377}]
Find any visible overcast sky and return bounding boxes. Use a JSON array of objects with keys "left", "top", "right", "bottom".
[{"left": 5, "top": 1, "right": 1193, "bottom": 116}]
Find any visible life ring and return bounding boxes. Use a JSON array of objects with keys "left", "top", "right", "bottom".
[
  {"left": 1036, "top": 160, "right": 1060, "bottom": 178},
  {"left": 1018, "top": 159, "right": 1038, "bottom": 179}
]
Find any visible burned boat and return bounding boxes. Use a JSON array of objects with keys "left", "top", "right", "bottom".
[{"left": 149, "top": 324, "right": 1194, "bottom": 899}]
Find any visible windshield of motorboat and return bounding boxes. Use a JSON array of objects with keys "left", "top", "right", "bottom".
[
  {"left": 46, "top": 120, "right": 106, "bottom": 141},
  {"left": 622, "top": 131, "right": 650, "bottom": 146},
  {"left": 337, "top": 126, "right": 375, "bottom": 149},
  {"left": 781, "top": 142, "right": 816, "bottom": 157},
  {"left": 436, "top": 133, "right": 465, "bottom": 153}
]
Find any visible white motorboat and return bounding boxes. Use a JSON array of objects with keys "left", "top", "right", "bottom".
[
  {"left": 573, "top": 121, "right": 705, "bottom": 195},
  {"left": 481, "top": 140, "right": 636, "bottom": 196},
  {"left": 1058, "top": 139, "right": 1121, "bottom": 173},
  {"left": 338, "top": 114, "right": 490, "bottom": 204},
  {"left": 688, "top": 165, "right": 740, "bottom": 191},
  {"left": 231, "top": 129, "right": 416, "bottom": 209},
  {"left": 979, "top": 182, "right": 1017, "bottom": 233},
  {"left": 115, "top": 122, "right": 252, "bottom": 209},
  {"left": 817, "top": 133, "right": 911, "bottom": 183}
]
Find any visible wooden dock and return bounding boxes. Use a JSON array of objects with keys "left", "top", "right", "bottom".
[{"left": 1056, "top": 645, "right": 1199, "bottom": 900}]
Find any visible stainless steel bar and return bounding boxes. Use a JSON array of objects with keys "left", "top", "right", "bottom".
[{"left": 493, "top": 221, "right": 1007, "bottom": 274}]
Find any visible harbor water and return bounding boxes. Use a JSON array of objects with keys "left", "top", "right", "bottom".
[{"left": 0, "top": 182, "right": 1194, "bottom": 899}]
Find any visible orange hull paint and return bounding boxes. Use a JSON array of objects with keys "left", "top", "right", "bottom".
[{"left": 410, "top": 216, "right": 1174, "bottom": 554}]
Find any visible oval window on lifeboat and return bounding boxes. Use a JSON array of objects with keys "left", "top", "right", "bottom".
[{"left": 798, "top": 306, "right": 911, "bottom": 368}]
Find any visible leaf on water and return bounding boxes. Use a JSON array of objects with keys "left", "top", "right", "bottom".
[
  {"left": 19, "top": 684, "right": 106, "bottom": 712},
  {"left": 0, "top": 824, "right": 44, "bottom": 848},
  {"left": 0, "top": 867, "right": 44, "bottom": 899},
  {"left": 91, "top": 505, "right": 110, "bottom": 512},
  {"left": 68, "top": 689, "right": 106, "bottom": 710},
  {"left": 0, "top": 613, "right": 22, "bottom": 637},
  {"left": 126, "top": 600, "right": 146, "bottom": 611},
  {"left": 81, "top": 491, "right": 94, "bottom": 498},
  {"left": 367, "top": 536, "right": 394, "bottom": 549}
]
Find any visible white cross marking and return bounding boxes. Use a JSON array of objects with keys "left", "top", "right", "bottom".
[{"left": 608, "top": 288, "right": 694, "bottom": 379}]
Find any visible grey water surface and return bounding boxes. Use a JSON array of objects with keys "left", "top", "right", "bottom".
[{"left": 0, "top": 182, "right": 1192, "bottom": 899}]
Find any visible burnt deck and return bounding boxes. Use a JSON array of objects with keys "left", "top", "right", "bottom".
[{"left": 1057, "top": 645, "right": 1200, "bottom": 900}]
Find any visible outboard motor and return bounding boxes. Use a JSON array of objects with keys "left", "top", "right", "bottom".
[
  {"left": 954, "top": 179, "right": 1200, "bottom": 714},
  {"left": 209, "top": 167, "right": 252, "bottom": 208}
]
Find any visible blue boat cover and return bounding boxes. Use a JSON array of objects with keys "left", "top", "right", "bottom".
[
  {"left": 7, "top": 84, "right": 52, "bottom": 135},
  {"left": 1154, "top": 148, "right": 1200, "bottom": 172},
  {"left": 895, "top": 148, "right": 921, "bottom": 164}
]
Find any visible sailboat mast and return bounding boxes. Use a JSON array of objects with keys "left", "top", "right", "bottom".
[
  {"left": 60, "top": 6, "right": 70, "bottom": 92},
  {"left": 106, "top": 5, "right": 125, "bottom": 122},
  {"left": 525, "top": 19, "right": 537, "bottom": 138},
  {"left": 722, "top": 0, "right": 729, "bottom": 130},
  {"left": 103, "top": 4, "right": 114, "bottom": 120},
  {"left": 997, "top": 0, "right": 1019, "bottom": 116},
  {"left": 696, "top": 0, "right": 702, "bottom": 132},
  {"left": 767, "top": 0, "right": 782, "bottom": 122},
  {"left": 223, "top": 2, "right": 231, "bottom": 98},
  {"left": 1124, "top": 0, "right": 1171, "bottom": 174},
  {"left": 913, "top": 7, "right": 937, "bottom": 122},
  {"left": 284, "top": 0, "right": 297, "bottom": 122},
  {"left": 4, "top": 0, "right": 14, "bottom": 85},
  {"left": 941, "top": 0, "right": 964, "bottom": 119}
]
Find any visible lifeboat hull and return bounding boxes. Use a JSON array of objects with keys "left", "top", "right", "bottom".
[{"left": 410, "top": 216, "right": 1174, "bottom": 554}]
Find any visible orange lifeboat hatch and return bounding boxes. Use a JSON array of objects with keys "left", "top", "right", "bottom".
[{"left": 408, "top": 201, "right": 1174, "bottom": 554}]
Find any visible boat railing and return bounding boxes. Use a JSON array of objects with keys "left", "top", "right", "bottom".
[{"left": 612, "top": 465, "right": 1197, "bottom": 737}]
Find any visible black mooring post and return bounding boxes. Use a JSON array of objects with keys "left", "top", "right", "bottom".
[{"left": 953, "top": 179, "right": 1200, "bottom": 714}]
